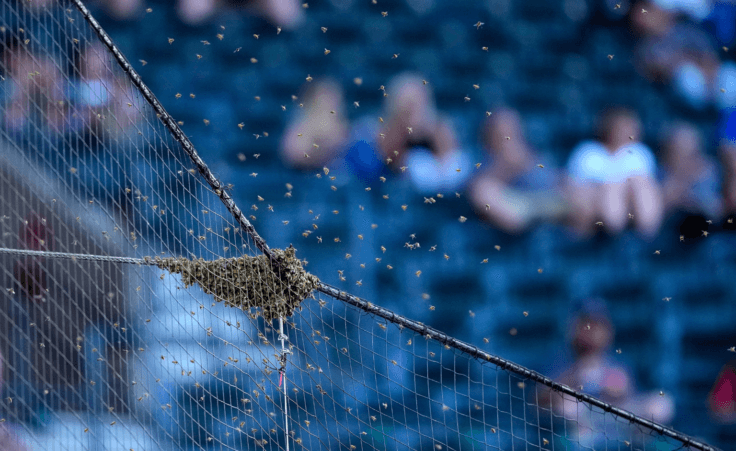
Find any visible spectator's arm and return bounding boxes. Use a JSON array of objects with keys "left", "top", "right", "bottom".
[{"left": 469, "top": 176, "right": 530, "bottom": 233}]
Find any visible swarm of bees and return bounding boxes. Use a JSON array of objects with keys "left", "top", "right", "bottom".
[{"left": 155, "top": 246, "right": 319, "bottom": 321}]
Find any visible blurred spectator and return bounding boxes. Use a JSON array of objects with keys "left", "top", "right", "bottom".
[
  {"left": 14, "top": 212, "right": 53, "bottom": 302},
  {"left": 0, "top": 352, "right": 30, "bottom": 451},
  {"left": 566, "top": 107, "right": 663, "bottom": 238},
  {"left": 543, "top": 298, "right": 675, "bottom": 446},
  {"left": 648, "top": 0, "right": 714, "bottom": 22},
  {"left": 96, "top": 0, "right": 304, "bottom": 29},
  {"left": 379, "top": 73, "right": 471, "bottom": 194},
  {"left": 659, "top": 122, "right": 722, "bottom": 237},
  {"left": 708, "top": 358, "right": 736, "bottom": 424},
  {"left": 633, "top": 1, "right": 736, "bottom": 111},
  {"left": 280, "top": 79, "right": 349, "bottom": 170},
  {"left": 74, "top": 43, "right": 141, "bottom": 137},
  {"left": 468, "top": 108, "right": 566, "bottom": 234},
  {"left": 719, "top": 141, "right": 736, "bottom": 228},
  {"left": 2, "top": 42, "right": 65, "bottom": 135}
]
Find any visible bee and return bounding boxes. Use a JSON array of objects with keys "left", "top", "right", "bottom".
[
  {"left": 494, "top": 245, "right": 501, "bottom": 251},
  {"left": 381, "top": 11, "right": 388, "bottom": 17},
  {"left": 306, "top": 74, "right": 313, "bottom": 82},
  {"left": 139, "top": 59, "right": 147, "bottom": 65},
  {"left": 429, "top": 305, "right": 435, "bottom": 310},
  {"left": 168, "top": 38, "right": 174, "bottom": 44},
  {"left": 378, "top": 323, "right": 387, "bottom": 331},
  {"left": 481, "top": 258, "right": 488, "bottom": 264},
  {"left": 429, "top": 245, "right": 437, "bottom": 252},
  {"left": 444, "top": 254, "right": 450, "bottom": 260},
  {"left": 483, "top": 338, "right": 489, "bottom": 343},
  {"left": 324, "top": 48, "right": 331, "bottom": 55},
  {"left": 523, "top": 311, "right": 529, "bottom": 317}
]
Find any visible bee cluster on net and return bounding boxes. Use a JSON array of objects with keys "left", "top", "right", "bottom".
[{"left": 154, "top": 246, "right": 319, "bottom": 321}]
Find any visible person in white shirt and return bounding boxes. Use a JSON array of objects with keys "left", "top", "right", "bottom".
[{"left": 566, "top": 108, "right": 664, "bottom": 238}]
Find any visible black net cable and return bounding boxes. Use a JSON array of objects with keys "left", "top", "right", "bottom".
[{"left": 58, "top": 1, "right": 722, "bottom": 450}]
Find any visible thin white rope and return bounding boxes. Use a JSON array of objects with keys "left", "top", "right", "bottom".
[
  {"left": 0, "top": 246, "right": 149, "bottom": 264},
  {"left": 278, "top": 316, "right": 291, "bottom": 451}
]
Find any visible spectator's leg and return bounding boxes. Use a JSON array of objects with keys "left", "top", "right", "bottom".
[
  {"left": 628, "top": 176, "right": 663, "bottom": 239},
  {"left": 566, "top": 182, "right": 598, "bottom": 237},
  {"left": 600, "top": 182, "right": 628, "bottom": 235}
]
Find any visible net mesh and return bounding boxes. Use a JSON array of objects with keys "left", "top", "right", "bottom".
[{"left": 0, "top": 1, "right": 720, "bottom": 450}]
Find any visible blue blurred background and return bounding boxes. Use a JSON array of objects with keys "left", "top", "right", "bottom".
[{"left": 18, "top": 0, "right": 736, "bottom": 447}]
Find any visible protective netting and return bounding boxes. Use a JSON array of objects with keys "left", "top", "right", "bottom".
[{"left": 0, "top": 1, "right": 720, "bottom": 451}]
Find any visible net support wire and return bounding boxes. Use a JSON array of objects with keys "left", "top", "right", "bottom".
[{"left": 278, "top": 316, "right": 292, "bottom": 451}]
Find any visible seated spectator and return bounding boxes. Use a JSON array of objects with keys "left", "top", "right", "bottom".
[
  {"left": 468, "top": 108, "right": 566, "bottom": 234},
  {"left": 708, "top": 358, "right": 736, "bottom": 424},
  {"left": 566, "top": 108, "right": 663, "bottom": 238},
  {"left": 96, "top": 0, "right": 304, "bottom": 29},
  {"left": 2, "top": 42, "right": 65, "bottom": 135},
  {"left": 720, "top": 141, "right": 736, "bottom": 230},
  {"left": 74, "top": 43, "right": 143, "bottom": 137},
  {"left": 379, "top": 73, "right": 471, "bottom": 194},
  {"left": 633, "top": 1, "right": 736, "bottom": 111},
  {"left": 659, "top": 122, "right": 722, "bottom": 238},
  {"left": 541, "top": 298, "right": 675, "bottom": 447},
  {"left": 280, "top": 78, "right": 350, "bottom": 170}
]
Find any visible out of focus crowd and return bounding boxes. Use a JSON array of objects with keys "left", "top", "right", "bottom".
[{"left": 1, "top": 0, "right": 735, "bottom": 449}]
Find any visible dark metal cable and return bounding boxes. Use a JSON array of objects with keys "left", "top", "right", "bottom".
[{"left": 68, "top": 2, "right": 722, "bottom": 450}]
